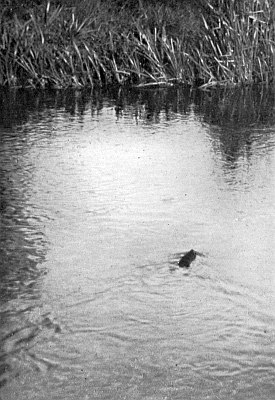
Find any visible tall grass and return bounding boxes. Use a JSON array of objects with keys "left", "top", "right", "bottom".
[
  {"left": 0, "top": 0, "right": 274, "bottom": 88},
  {"left": 0, "top": 1, "right": 111, "bottom": 87},
  {"left": 198, "top": 0, "right": 275, "bottom": 87}
]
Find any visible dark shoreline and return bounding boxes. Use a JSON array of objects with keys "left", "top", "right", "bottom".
[{"left": 0, "top": 0, "right": 274, "bottom": 89}]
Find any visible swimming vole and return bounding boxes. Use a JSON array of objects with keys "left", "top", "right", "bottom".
[{"left": 178, "top": 249, "right": 196, "bottom": 268}]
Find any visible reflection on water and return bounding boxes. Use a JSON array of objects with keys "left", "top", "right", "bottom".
[{"left": 0, "top": 86, "right": 275, "bottom": 399}]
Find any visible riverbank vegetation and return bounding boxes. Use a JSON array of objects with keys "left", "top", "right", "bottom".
[{"left": 0, "top": 0, "right": 274, "bottom": 88}]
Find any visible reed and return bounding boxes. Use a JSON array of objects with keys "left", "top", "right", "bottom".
[
  {"left": 198, "top": 0, "right": 274, "bottom": 87},
  {"left": 0, "top": 1, "right": 108, "bottom": 87},
  {"left": 0, "top": 0, "right": 274, "bottom": 88}
]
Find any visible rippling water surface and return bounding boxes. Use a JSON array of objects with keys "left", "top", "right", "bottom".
[{"left": 0, "top": 87, "right": 275, "bottom": 399}]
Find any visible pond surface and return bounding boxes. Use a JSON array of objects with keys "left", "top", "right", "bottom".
[{"left": 0, "top": 86, "right": 275, "bottom": 400}]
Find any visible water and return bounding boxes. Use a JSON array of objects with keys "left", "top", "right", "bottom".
[{"left": 0, "top": 86, "right": 275, "bottom": 399}]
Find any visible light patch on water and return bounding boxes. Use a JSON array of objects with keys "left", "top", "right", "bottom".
[{"left": 0, "top": 87, "right": 275, "bottom": 399}]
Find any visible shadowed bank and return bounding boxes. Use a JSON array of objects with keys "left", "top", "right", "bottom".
[{"left": 0, "top": 0, "right": 274, "bottom": 88}]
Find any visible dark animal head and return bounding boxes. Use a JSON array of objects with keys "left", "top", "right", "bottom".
[{"left": 178, "top": 249, "right": 196, "bottom": 267}]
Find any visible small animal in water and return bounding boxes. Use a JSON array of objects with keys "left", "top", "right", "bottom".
[{"left": 178, "top": 249, "right": 196, "bottom": 268}]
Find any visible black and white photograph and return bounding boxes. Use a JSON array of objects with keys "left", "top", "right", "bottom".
[{"left": 0, "top": 1, "right": 274, "bottom": 399}]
